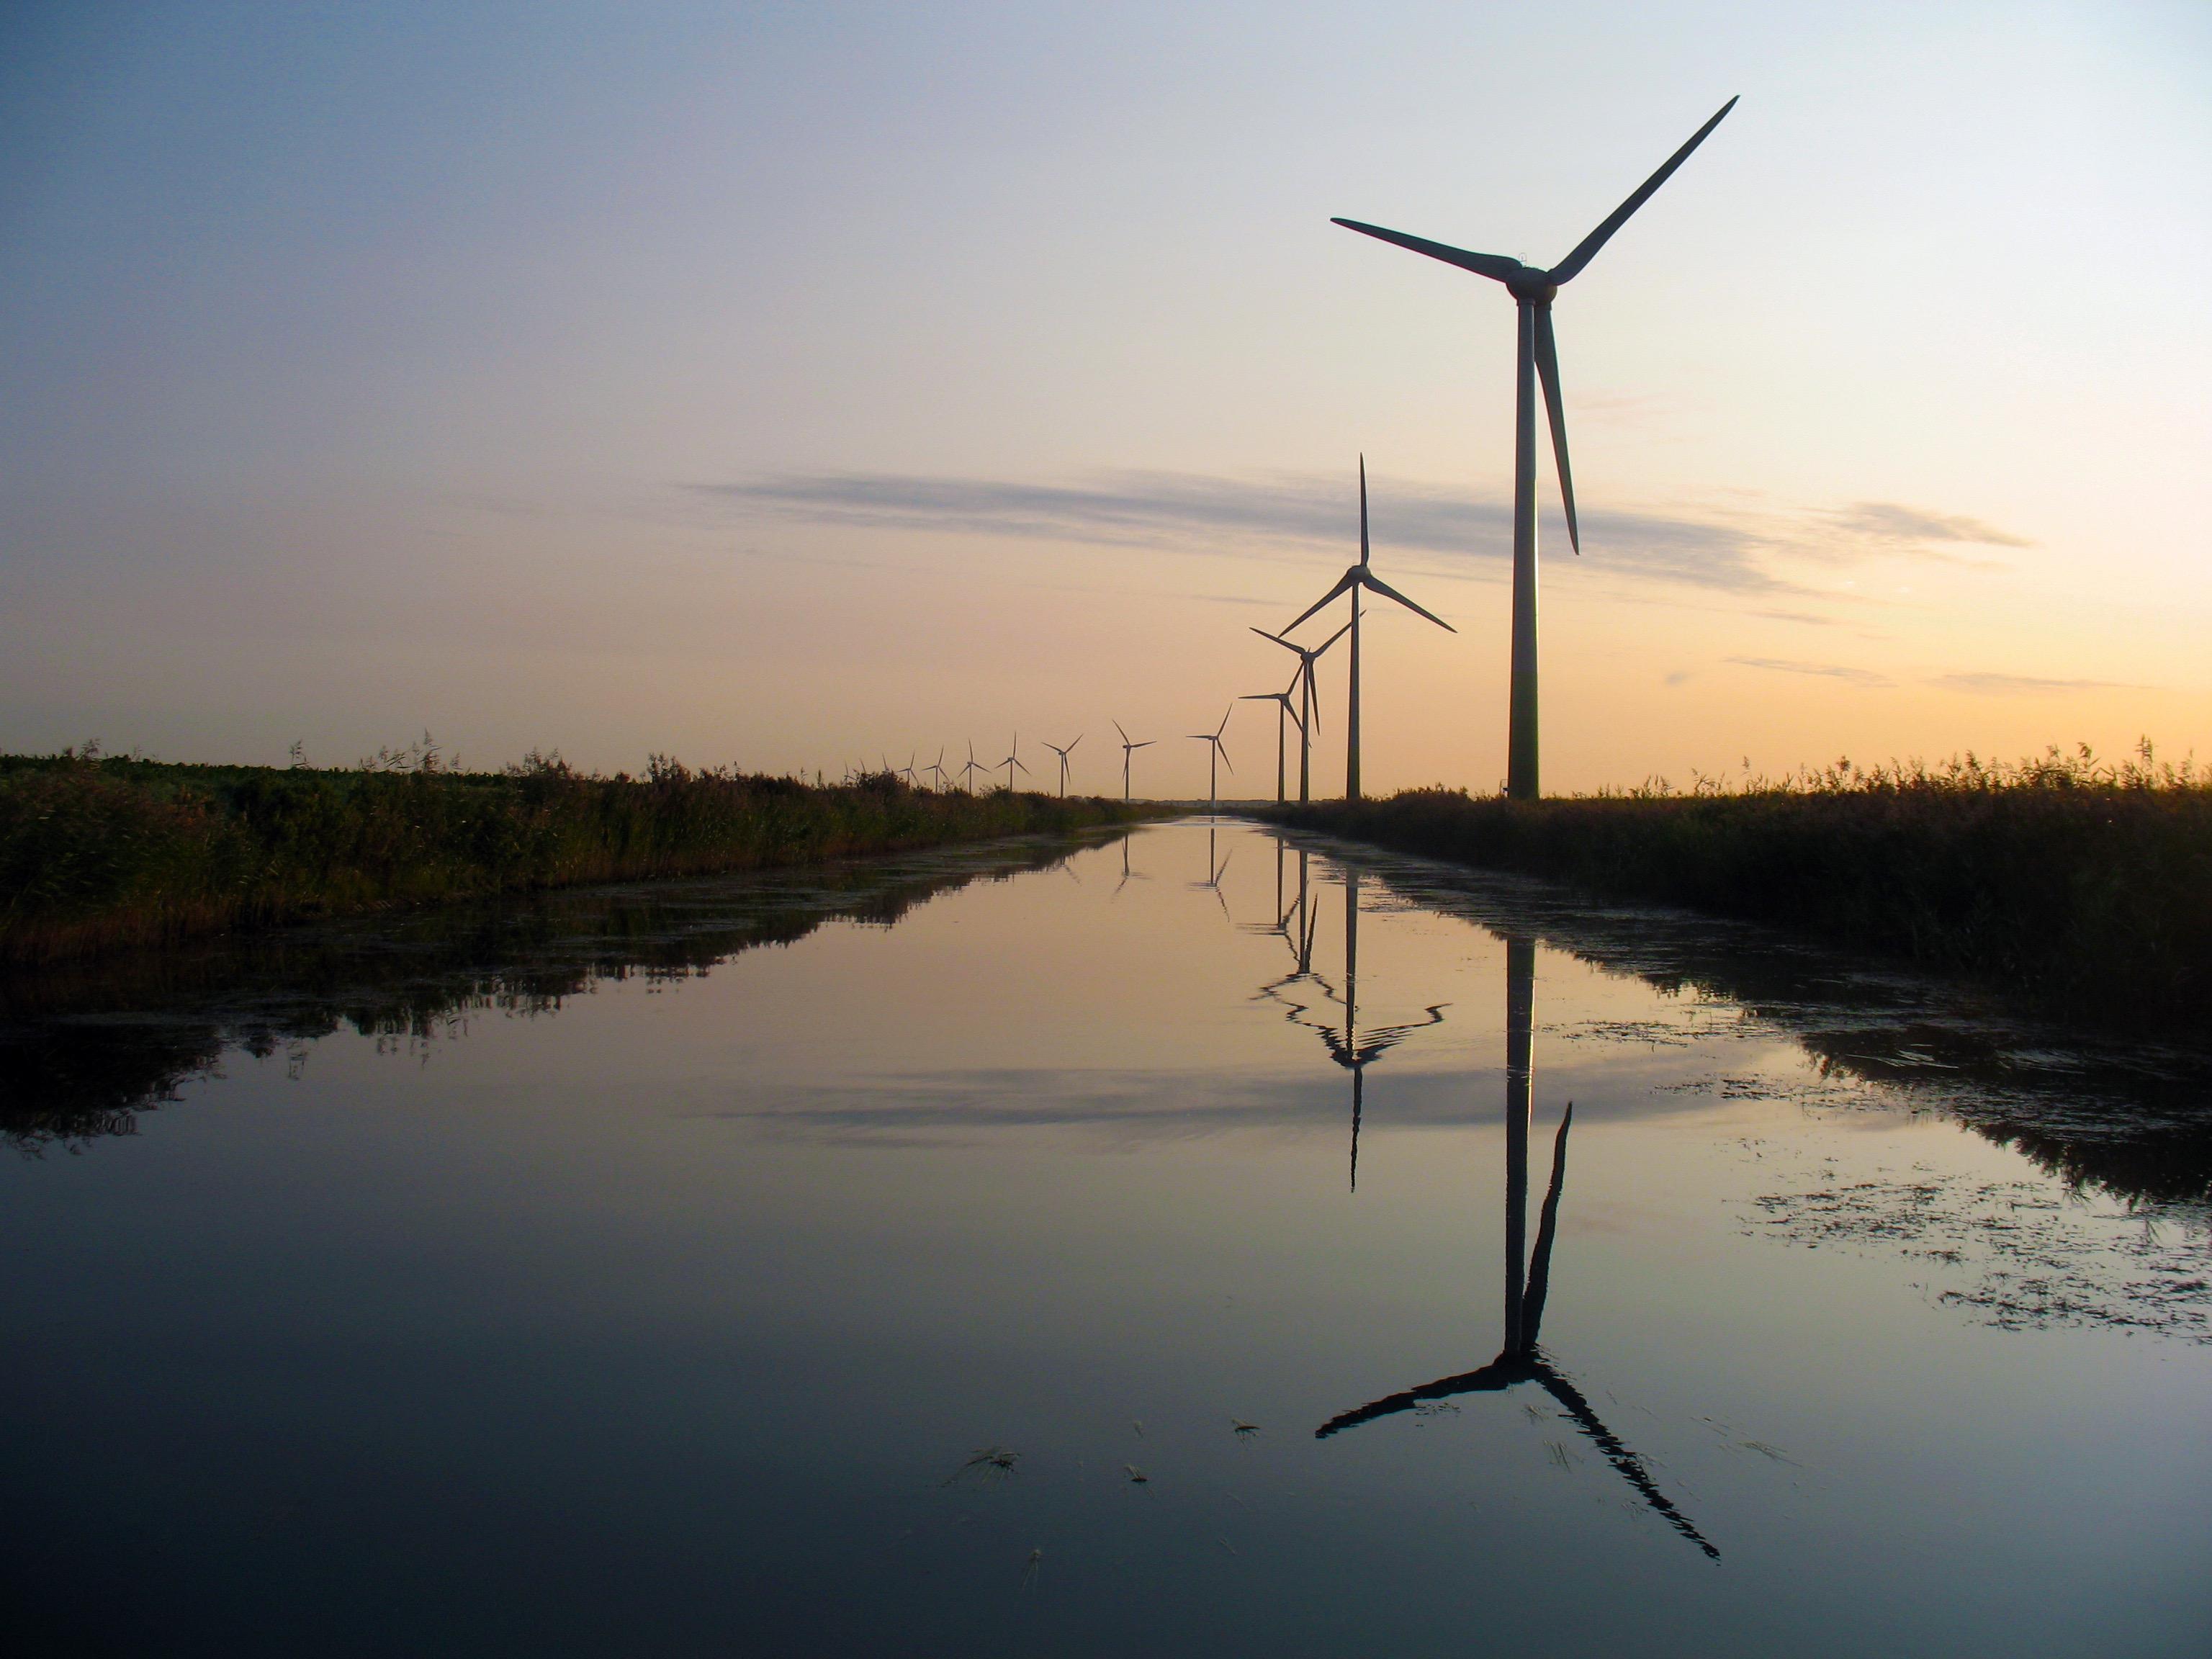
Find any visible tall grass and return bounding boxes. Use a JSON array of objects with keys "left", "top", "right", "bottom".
[
  {"left": 1264, "top": 744, "right": 2212, "bottom": 1033},
  {"left": 0, "top": 745, "right": 1153, "bottom": 963}
]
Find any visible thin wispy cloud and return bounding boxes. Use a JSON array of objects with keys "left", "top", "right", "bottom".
[
  {"left": 1727, "top": 656, "right": 1895, "bottom": 688},
  {"left": 1822, "top": 502, "right": 2034, "bottom": 552},
  {"left": 698, "top": 469, "right": 1786, "bottom": 595},
  {"left": 700, "top": 469, "right": 2033, "bottom": 603},
  {"left": 1934, "top": 671, "right": 2141, "bottom": 696}
]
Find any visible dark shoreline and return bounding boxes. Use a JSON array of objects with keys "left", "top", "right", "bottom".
[
  {"left": 0, "top": 753, "right": 1160, "bottom": 966},
  {"left": 1254, "top": 785, "right": 2212, "bottom": 1037}
]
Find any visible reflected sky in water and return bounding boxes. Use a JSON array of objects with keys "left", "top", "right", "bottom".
[{"left": 3, "top": 820, "right": 2208, "bottom": 1657}]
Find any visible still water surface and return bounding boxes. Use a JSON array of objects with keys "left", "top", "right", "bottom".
[{"left": 4, "top": 819, "right": 2208, "bottom": 1656}]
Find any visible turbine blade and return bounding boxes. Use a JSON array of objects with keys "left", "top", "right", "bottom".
[
  {"left": 1533, "top": 307, "right": 1580, "bottom": 554},
  {"left": 1282, "top": 568, "right": 1359, "bottom": 634},
  {"left": 1547, "top": 96, "right": 1738, "bottom": 285},
  {"left": 1249, "top": 626, "right": 1300, "bottom": 656},
  {"left": 1359, "top": 454, "right": 1370, "bottom": 568},
  {"left": 1331, "top": 219, "right": 1526, "bottom": 284},
  {"left": 1114, "top": 720, "right": 1129, "bottom": 744},
  {"left": 1357, "top": 571, "right": 1457, "bottom": 632}
]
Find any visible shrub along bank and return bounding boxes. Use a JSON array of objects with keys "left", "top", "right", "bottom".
[
  {"left": 1, "top": 749, "right": 1156, "bottom": 963},
  {"left": 1262, "top": 750, "right": 2212, "bottom": 1033}
]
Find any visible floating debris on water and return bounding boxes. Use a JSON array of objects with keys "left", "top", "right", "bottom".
[{"left": 944, "top": 1446, "right": 1020, "bottom": 1485}]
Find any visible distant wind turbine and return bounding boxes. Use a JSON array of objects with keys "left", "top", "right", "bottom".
[
  {"left": 1250, "top": 616, "right": 1351, "bottom": 803},
  {"left": 1042, "top": 734, "right": 1082, "bottom": 798},
  {"left": 1332, "top": 96, "right": 1737, "bottom": 799},
  {"left": 958, "top": 740, "right": 987, "bottom": 793},
  {"left": 1281, "top": 459, "right": 1454, "bottom": 800},
  {"left": 1240, "top": 675, "right": 1306, "bottom": 804},
  {"left": 1187, "top": 706, "right": 1233, "bottom": 814},
  {"left": 924, "top": 747, "right": 949, "bottom": 791},
  {"left": 1114, "top": 721, "right": 1155, "bottom": 802},
  {"left": 997, "top": 733, "right": 1031, "bottom": 793}
]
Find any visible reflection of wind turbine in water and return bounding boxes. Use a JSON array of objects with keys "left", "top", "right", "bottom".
[
  {"left": 1113, "top": 721, "right": 1154, "bottom": 801},
  {"left": 1315, "top": 936, "right": 1720, "bottom": 1559},
  {"left": 1189, "top": 824, "right": 1233, "bottom": 920},
  {"left": 1249, "top": 616, "right": 1350, "bottom": 804},
  {"left": 1257, "top": 859, "right": 1446, "bottom": 1192},
  {"left": 1112, "top": 833, "right": 1149, "bottom": 898},
  {"left": 1042, "top": 734, "right": 1082, "bottom": 797}
]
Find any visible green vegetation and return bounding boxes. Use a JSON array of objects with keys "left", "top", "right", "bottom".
[
  {"left": 0, "top": 743, "right": 1155, "bottom": 964},
  {"left": 1263, "top": 746, "right": 2212, "bottom": 1032}
]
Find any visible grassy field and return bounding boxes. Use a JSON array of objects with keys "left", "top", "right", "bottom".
[
  {"left": 0, "top": 745, "right": 1154, "bottom": 963},
  {"left": 1262, "top": 747, "right": 2212, "bottom": 1033}
]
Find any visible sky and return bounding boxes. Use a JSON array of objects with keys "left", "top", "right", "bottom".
[{"left": 3, "top": 0, "right": 2208, "bottom": 796}]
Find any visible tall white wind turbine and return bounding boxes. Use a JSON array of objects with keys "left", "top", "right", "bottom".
[
  {"left": 1280, "top": 459, "right": 1454, "bottom": 800},
  {"left": 1187, "top": 706, "right": 1234, "bottom": 815},
  {"left": 1251, "top": 617, "right": 1351, "bottom": 804},
  {"left": 1332, "top": 97, "right": 1737, "bottom": 800},
  {"left": 1114, "top": 721, "right": 1155, "bottom": 802},
  {"left": 1043, "top": 734, "right": 1082, "bottom": 798}
]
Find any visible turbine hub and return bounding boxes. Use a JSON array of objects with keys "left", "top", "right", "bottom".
[{"left": 1509, "top": 271, "right": 1558, "bottom": 304}]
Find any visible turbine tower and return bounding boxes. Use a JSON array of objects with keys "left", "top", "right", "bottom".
[
  {"left": 1043, "top": 734, "right": 1082, "bottom": 798},
  {"left": 1187, "top": 705, "right": 1233, "bottom": 814},
  {"left": 1241, "top": 675, "right": 1305, "bottom": 804},
  {"left": 1114, "top": 721, "right": 1155, "bottom": 802},
  {"left": 1332, "top": 97, "right": 1737, "bottom": 800},
  {"left": 1282, "top": 458, "right": 1454, "bottom": 800},
  {"left": 1251, "top": 616, "right": 1350, "bottom": 803}
]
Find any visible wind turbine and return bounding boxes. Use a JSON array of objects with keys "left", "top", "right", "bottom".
[
  {"left": 1187, "top": 705, "right": 1233, "bottom": 814},
  {"left": 899, "top": 750, "right": 920, "bottom": 788},
  {"left": 1259, "top": 863, "right": 1444, "bottom": 1191},
  {"left": 1332, "top": 97, "right": 1738, "bottom": 800},
  {"left": 1313, "top": 937, "right": 1719, "bottom": 1557},
  {"left": 924, "top": 747, "right": 949, "bottom": 791},
  {"left": 1240, "top": 674, "right": 1307, "bottom": 804},
  {"left": 1042, "top": 734, "right": 1082, "bottom": 798},
  {"left": 997, "top": 734, "right": 1031, "bottom": 793},
  {"left": 958, "top": 740, "right": 987, "bottom": 793},
  {"left": 1114, "top": 721, "right": 1155, "bottom": 802},
  {"left": 1282, "top": 458, "right": 1454, "bottom": 800},
  {"left": 1251, "top": 616, "right": 1351, "bottom": 804}
]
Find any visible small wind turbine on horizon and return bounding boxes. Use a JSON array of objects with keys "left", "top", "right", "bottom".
[
  {"left": 924, "top": 747, "right": 949, "bottom": 791},
  {"left": 1331, "top": 96, "right": 1738, "bottom": 800},
  {"left": 997, "top": 733, "right": 1032, "bottom": 793},
  {"left": 958, "top": 740, "right": 987, "bottom": 793},
  {"left": 1250, "top": 616, "right": 1350, "bottom": 804},
  {"left": 1043, "top": 734, "right": 1082, "bottom": 798},
  {"left": 1241, "top": 675, "right": 1307, "bottom": 804},
  {"left": 1114, "top": 721, "right": 1155, "bottom": 802},
  {"left": 1187, "top": 706, "right": 1233, "bottom": 815},
  {"left": 1280, "top": 459, "right": 1453, "bottom": 800}
]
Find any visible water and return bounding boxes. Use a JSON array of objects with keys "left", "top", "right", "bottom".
[{"left": 3, "top": 819, "right": 2207, "bottom": 1657}]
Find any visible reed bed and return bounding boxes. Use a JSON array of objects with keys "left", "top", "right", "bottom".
[
  {"left": 0, "top": 745, "right": 1151, "bottom": 964},
  {"left": 1264, "top": 746, "right": 2212, "bottom": 1033}
]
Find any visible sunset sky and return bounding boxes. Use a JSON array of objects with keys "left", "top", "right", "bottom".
[{"left": 4, "top": 1, "right": 2207, "bottom": 796}]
